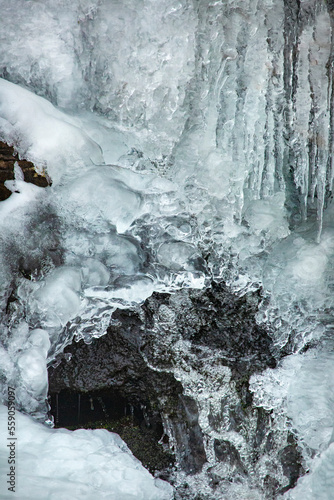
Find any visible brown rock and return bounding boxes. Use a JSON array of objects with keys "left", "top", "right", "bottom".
[{"left": 0, "top": 141, "right": 50, "bottom": 201}]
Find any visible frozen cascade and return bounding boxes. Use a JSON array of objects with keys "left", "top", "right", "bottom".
[{"left": 0, "top": 0, "right": 334, "bottom": 499}]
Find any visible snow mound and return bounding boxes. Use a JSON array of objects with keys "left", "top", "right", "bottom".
[{"left": 0, "top": 405, "right": 173, "bottom": 500}]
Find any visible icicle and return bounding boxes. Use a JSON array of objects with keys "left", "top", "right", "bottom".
[
  {"left": 56, "top": 393, "right": 59, "bottom": 426},
  {"left": 77, "top": 393, "right": 81, "bottom": 424}
]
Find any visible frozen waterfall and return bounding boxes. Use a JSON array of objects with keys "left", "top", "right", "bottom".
[{"left": 1, "top": 0, "right": 334, "bottom": 498}]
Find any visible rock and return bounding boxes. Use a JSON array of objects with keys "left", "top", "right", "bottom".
[
  {"left": 49, "top": 389, "right": 174, "bottom": 476},
  {"left": 0, "top": 140, "right": 49, "bottom": 201},
  {"left": 48, "top": 281, "right": 302, "bottom": 496},
  {"left": 48, "top": 307, "right": 206, "bottom": 476},
  {"left": 141, "top": 282, "right": 276, "bottom": 380},
  {"left": 214, "top": 439, "right": 247, "bottom": 476},
  {"left": 278, "top": 433, "right": 304, "bottom": 493}
]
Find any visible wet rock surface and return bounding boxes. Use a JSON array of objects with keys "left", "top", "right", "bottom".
[
  {"left": 0, "top": 140, "right": 49, "bottom": 200},
  {"left": 49, "top": 388, "right": 175, "bottom": 475},
  {"left": 278, "top": 434, "right": 304, "bottom": 494},
  {"left": 48, "top": 307, "right": 206, "bottom": 476},
  {"left": 48, "top": 281, "right": 303, "bottom": 496},
  {"left": 141, "top": 282, "right": 276, "bottom": 379}
]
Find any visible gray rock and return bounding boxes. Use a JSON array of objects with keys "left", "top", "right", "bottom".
[{"left": 48, "top": 281, "right": 303, "bottom": 496}]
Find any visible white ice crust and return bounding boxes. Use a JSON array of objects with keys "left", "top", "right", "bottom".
[{"left": 0, "top": 405, "right": 173, "bottom": 500}]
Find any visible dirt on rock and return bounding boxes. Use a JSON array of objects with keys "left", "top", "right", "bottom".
[{"left": 0, "top": 141, "right": 50, "bottom": 200}]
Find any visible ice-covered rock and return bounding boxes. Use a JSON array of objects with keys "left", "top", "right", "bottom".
[
  {"left": 32, "top": 267, "right": 82, "bottom": 328},
  {"left": 57, "top": 167, "right": 144, "bottom": 233},
  {"left": 0, "top": 141, "right": 49, "bottom": 201},
  {"left": 0, "top": 405, "right": 173, "bottom": 499},
  {"left": 0, "top": 78, "right": 103, "bottom": 184},
  {"left": 1, "top": 0, "right": 334, "bottom": 498}
]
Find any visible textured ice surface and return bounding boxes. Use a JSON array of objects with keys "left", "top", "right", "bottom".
[
  {"left": 250, "top": 349, "right": 334, "bottom": 500},
  {"left": 286, "top": 442, "right": 334, "bottom": 500},
  {"left": 0, "top": 78, "right": 103, "bottom": 184},
  {"left": 0, "top": 0, "right": 196, "bottom": 157},
  {"left": 0, "top": 405, "right": 173, "bottom": 500},
  {"left": 0, "top": 77, "right": 206, "bottom": 420},
  {"left": 1, "top": 0, "right": 334, "bottom": 498}
]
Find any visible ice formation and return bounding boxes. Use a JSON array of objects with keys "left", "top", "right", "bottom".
[
  {"left": 0, "top": 405, "right": 173, "bottom": 500},
  {"left": 0, "top": 0, "right": 334, "bottom": 498}
]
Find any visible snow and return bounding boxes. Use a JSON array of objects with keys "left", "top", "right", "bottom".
[{"left": 0, "top": 405, "right": 173, "bottom": 500}]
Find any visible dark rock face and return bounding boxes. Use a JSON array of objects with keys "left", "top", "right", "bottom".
[
  {"left": 0, "top": 141, "right": 49, "bottom": 200},
  {"left": 279, "top": 434, "right": 304, "bottom": 493},
  {"left": 49, "top": 388, "right": 174, "bottom": 475},
  {"left": 48, "top": 307, "right": 206, "bottom": 476},
  {"left": 141, "top": 283, "right": 276, "bottom": 378},
  {"left": 48, "top": 282, "right": 302, "bottom": 496},
  {"left": 214, "top": 439, "right": 247, "bottom": 476}
]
